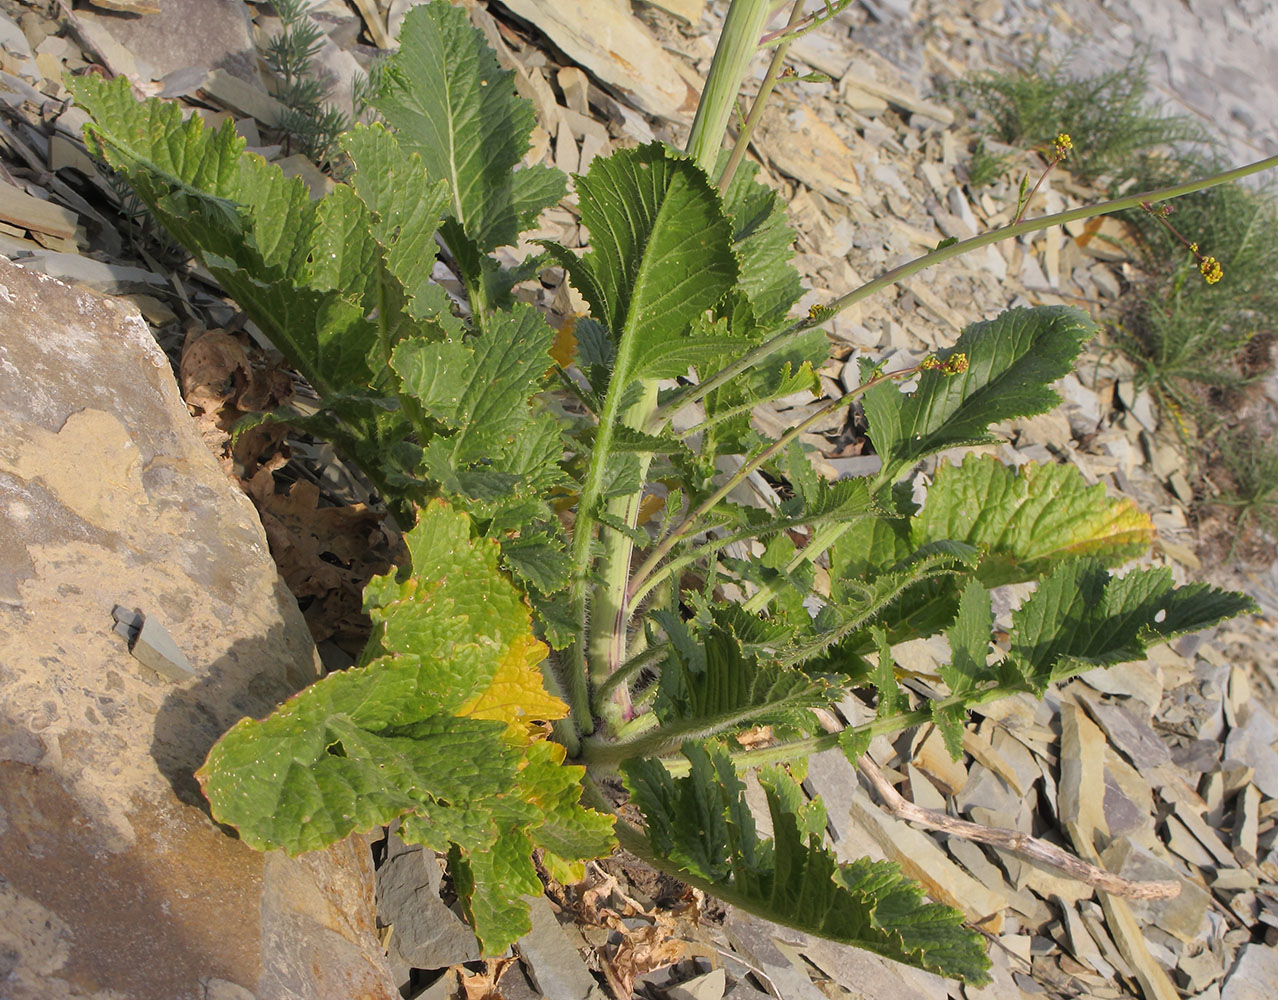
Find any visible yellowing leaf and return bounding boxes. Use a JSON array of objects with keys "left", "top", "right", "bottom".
[
  {"left": 550, "top": 314, "right": 579, "bottom": 368},
  {"left": 913, "top": 454, "right": 1155, "bottom": 588},
  {"left": 637, "top": 492, "right": 665, "bottom": 525},
  {"left": 456, "top": 632, "right": 568, "bottom": 735},
  {"left": 541, "top": 852, "right": 587, "bottom": 886}
]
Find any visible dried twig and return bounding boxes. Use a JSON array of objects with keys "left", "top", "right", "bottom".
[{"left": 856, "top": 757, "right": 1180, "bottom": 901}]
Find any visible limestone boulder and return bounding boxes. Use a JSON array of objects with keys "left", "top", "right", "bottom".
[{"left": 0, "top": 257, "right": 396, "bottom": 1000}]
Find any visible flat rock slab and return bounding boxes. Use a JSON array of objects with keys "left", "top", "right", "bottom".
[
  {"left": 0, "top": 258, "right": 396, "bottom": 1000},
  {"left": 496, "top": 0, "right": 696, "bottom": 120},
  {"left": 70, "top": 0, "right": 260, "bottom": 85}
]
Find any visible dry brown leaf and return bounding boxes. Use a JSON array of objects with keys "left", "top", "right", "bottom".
[
  {"left": 458, "top": 957, "right": 518, "bottom": 1000},
  {"left": 733, "top": 725, "right": 775, "bottom": 750},
  {"left": 178, "top": 324, "right": 398, "bottom": 649},
  {"left": 179, "top": 325, "right": 293, "bottom": 480},
  {"left": 574, "top": 869, "right": 702, "bottom": 996},
  {"left": 244, "top": 475, "right": 399, "bottom": 647}
]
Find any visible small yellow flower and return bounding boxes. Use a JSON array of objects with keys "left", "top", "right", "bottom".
[
  {"left": 1054, "top": 132, "right": 1073, "bottom": 159},
  {"left": 921, "top": 353, "right": 968, "bottom": 375},
  {"left": 1199, "top": 256, "right": 1223, "bottom": 284}
]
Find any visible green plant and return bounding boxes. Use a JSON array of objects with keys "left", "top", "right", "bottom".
[
  {"left": 965, "top": 137, "right": 1013, "bottom": 189},
  {"left": 262, "top": 0, "right": 351, "bottom": 167},
  {"left": 953, "top": 47, "right": 1210, "bottom": 184},
  {"left": 71, "top": 0, "right": 1272, "bottom": 984},
  {"left": 1211, "top": 427, "right": 1278, "bottom": 557},
  {"left": 1111, "top": 159, "right": 1278, "bottom": 421}
]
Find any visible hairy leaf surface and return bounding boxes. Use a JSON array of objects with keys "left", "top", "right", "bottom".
[
  {"left": 1009, "top": 560, "right": 1255, "bottom": 691},
  {"left": 71, "top": 74, "right": 386, "bottom": 396},
  {"left": 391, "top": 302, "right": 555, "bottom": 465},
  {"left": 624, "top": 744, "right": 989, "bottom": 983},
  {"left": 543, "top": 143, "right": 738, "bottom": 361},
  {"left": 864, "top": 306, "right": 1093, "bottom": 485},
  {"left": 198, "top": 501, "right": 612, "bottom": 954},
  {"left": 652, "top": 617, "right": 830, "bottom": 734},
  {"left": 341, "top": 122, "right": 452, "bottom": 318},
  {"left": 375, "top": 1, "right": 565, "bottom": 258},
  {"left": 933, "top": 580, "right": 997, "bottom": 757},
  {"left": 720, "top": 158, "right": 804, "bottom": 328},
  {"left": 914, "top": 454, "right": 1153, "bottom": 586}
]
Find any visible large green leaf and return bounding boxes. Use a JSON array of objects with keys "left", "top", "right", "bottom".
[
  {"left": 71, "top": 73, "right": 387, "bottom": 397},
  {"left": 821, "top": 449, "right": 1155, "bottom": 651},
  {"left": 913, "top": 454, "right": 1154, "bottom": 587},
  {"left": 652, "top": 616, "right": 830, "bottom": 733},
  {"left": 1009, "top": 559, "right": 1256, "bottom": 692},
  {"left": 375, "top": 1, "right": 564, "bottom": 258},
  {"left": 198, "top": 501, "right": 613, "bottom": 954},
  {"left": 720, "top": 157, "right": 804, "bottom": 328},
  {"left": 864, "top": 306, "right": 1094, "bottom": 485},
  {"left": 341, "top": 122, "right": 452, "bottom": 319},
  {"left": 543, "top": 143, "right": 738, "bottom": 360},
  {"left": 391, "top": 302, "right": 555, "bottom": 466},
  {"left": 623, "top": 743, "right": 990, "bottom": 983}
]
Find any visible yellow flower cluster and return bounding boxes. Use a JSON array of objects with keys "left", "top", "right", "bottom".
[
  {"left": 921, "top": 352, "right": 970, "bottom": 376},
  {"left": 1054, "top": 132, "right": 1073, "bottom": 159},
  {"left": 1199, "top": 256, "right": 1223, "bottom": 284}
]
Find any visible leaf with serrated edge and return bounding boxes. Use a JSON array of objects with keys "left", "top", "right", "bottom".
[
  {"left": 653, "top": 621, "right": 829, "bottom": 732},
  {"left": 391, "top": 303, "right": 555, "bottom": 465},
  {"left": 542, "top": 143, "right": 737, "bottom": 360},
  {"left": 721, "top": 157, "right": 803, "bottom": 328},
  {"left": 1010, "top": 559, "right": 1255, "bottom": 692},
  {"left": 870, "top": 627, "right": 902, "bottom": 718},
  {"left": 932, "top": 580, "right": 994, "bottom": 758},
  {"left": 69, "top": 75, "right": 405, "bottom": 399},
  {"left": 915, "top": 455, "right": 1152, "bottom": 586},
  {"left": 341, "top": 122, "right": 452, "bottom": 318},
  {"left": 375, "top": 2, "right": 564, "bottom": 257},
  {"left": 864, "top": 306, "right": 1093, "bottom": 486},
  {"left": 516, "top": 740, "right": 615, "bottom": 863},
  {"left": 624, "top": 743, "right": 989, "bottom": 983}
]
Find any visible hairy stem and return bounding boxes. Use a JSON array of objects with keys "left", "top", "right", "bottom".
[
  {"left": 593, "top": 641, "right": 668, "bottom": 715},
  {"left": 627, "top": 364, "right": 919, "bottom": 610},
  {"left": 739, "top": 518, "right": 846, "bottom": 613},
  {"left": 589, "top": 383, "right": 660, "bottom": 713},
  {"left": 758, "top": 0, "right": 856, "bottom": 46},
  {"left": 652, "top": 154, "right": 1278, "bottom": 427},
  {"left": 655, "top": 681, "right": 1027, "bottom": 775}
]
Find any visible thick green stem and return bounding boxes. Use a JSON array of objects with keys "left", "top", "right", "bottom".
[
  {"left": 652, "top": 154, "right": 1278, "bottom": 428},
  {"left": 661, "top": 682, "right": 1027, "bottom": 776},
  {"left": 581, "top": 699, "right": 807, "bottom": 767},
  {"left": 718, "top": 0, "right": 805, "bottom": 192},
  {"left": 565, "top": 342, "right": 657, "bottom": 737},
  {"left": 593, "top": 641, "right": 668, "bottom": 715},
  {"left": 588, "top": 383, "right": 660, "bottom": 711},
  {"left": 684, "top": 0, "right": 773, "bottom": 174}
]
